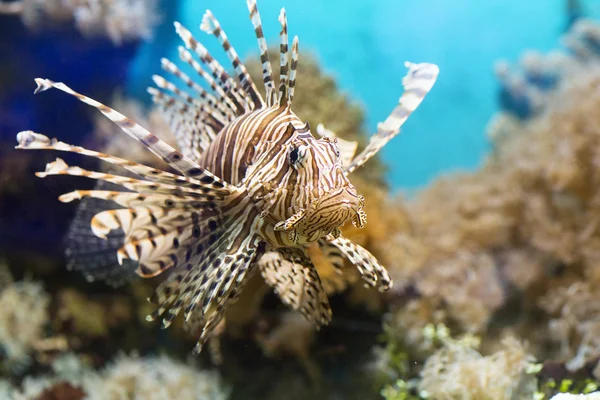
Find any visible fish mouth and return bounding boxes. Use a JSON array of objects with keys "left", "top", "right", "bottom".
[
  {"left": 307, "top": 187, "right": 365, "bottom": 232},
  {"left": 273, "top": 186, "right": 366, "bottom": 243}
]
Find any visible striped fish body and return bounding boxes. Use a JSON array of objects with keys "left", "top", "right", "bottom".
[
  {"left": 195, "top": 104, "right": 361, "bottom": 247},
  {"left": 15, "top": 0, "right": 439, "bottom": 354}
]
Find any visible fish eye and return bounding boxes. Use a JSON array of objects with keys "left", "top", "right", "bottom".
[{"left": 289, "top": 146, "right": 300, "bottom": 164}]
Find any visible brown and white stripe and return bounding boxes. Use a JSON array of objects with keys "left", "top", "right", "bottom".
[{"left": 16, "top": 0, "right": 438, "bottom": 355}]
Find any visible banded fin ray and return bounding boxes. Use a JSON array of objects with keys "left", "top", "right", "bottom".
[
  {"left": 192, "top": 240, "right": 258, "bottom": 355},
  {"left": 35, "top": 158, "right": 221, "bottom": 202},
  {"left": 59, "top": 190, "right": 211, "bottom": 211},
  {"left": 15, "top": 131, "right": 232, "bottom": 196},
  {"left": 147, "top": 207, "right": 251, "bottom": 322},
  {"left": 287, "top": 36, "right": 300, "bottom": 107},
  {"left": 277, "top": 8, "right": 289, "bottom": 105},
  {"left": 159, "top": 57, "right": 232, "bottom": 124},
  {"left": 31, "top": 78, "right": 227, "bottom": 182},
  {"left": 116, "top": 218, "right": 195, "bottom": 277},
  {"left": 317, "top": 239, "right": 346, "bottom": 275},
  {"left": 176, "top": 45, "right": 240, "bottom": 115},
  {"left": 147, "top": 87, "right": 218, "bottom": 159},
  {"left": 326, "top": 236, "right": 392, "bottom": 292},
  {"left": 258, "top": 248, "right": 332, "bottom": 326},
  {"left": 91, "top": 202, "right": 226, "bottom": 279},
  {"left": 151, "top": 73, "right": 226, "bottom": 134},
  {"left": 345, "top": 62, "right": 439, "bottom": 175},
  {"left": 200, "top": 10, "right": 264, "bottom": 109},
  {"left": 144, "top": 208, "right": 262, "bottom": 354},
  {"left": 174, "top": 22, "right": 248, "bottom": 114},
  {"left": 246, "top": 0, "right": 276, "bottom": 105},
  {"left": 90, "top": 206, "right": 169, "bottom": 239}
]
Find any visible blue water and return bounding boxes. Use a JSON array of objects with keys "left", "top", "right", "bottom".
[{"left": 128, "top": 0, "right": 597, "bottom": 191}]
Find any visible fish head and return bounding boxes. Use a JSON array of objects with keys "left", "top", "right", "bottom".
[{"left": 267, "top": 127, "right": 365, "bottom": 244}]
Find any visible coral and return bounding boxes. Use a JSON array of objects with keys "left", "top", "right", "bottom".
[
  {"left": 539, "top": 282, "right": 600, "bottom": 373},
  {"left": 0, "top": 0, "right": 158, "bottom": 44},
  {"left": 492, "top": 20, "right": 600, "bottom": 121},
  {"left": 10, "top": 352, "right": 230, "bottom": 400},
  {"left": 379, "top": 169, "right": 518, "bottom": 346},
  {"left": 418, "top": 335, "right": 536, "bottom": 400},
  {"left": 380, "top": 379, "right": 422, "bottom": 400},
  {"left": 563, "top": 19, "right": 600, "bottom": 61},
  {"left": 551, "top": 394, "right": 600, "bottom": 400},
  {"left": 0, "top": 278, "right": 50, "bottom": 368},
  {"left": 86, "top": 353, "right": 229, "bottom": 400},
  {"left": 54, "top": 288, "right": 133, "bottom": 338},
  {"left": 376, "top": 18, "right": 600, "bottom": 393}
]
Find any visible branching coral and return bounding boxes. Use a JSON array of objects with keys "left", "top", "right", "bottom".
[
  {"left": 551, "top": 394, "right": 600, "bottom": 400},
  {"left": 379, "top": 169, "right": 519, "bottom": 351},
  {"left": 10, "top": 352, "right": 230, "bottom": 400},
  {"left": 86, "top": 353, "right": 229, "bottom": 400},
  {"left": 418, "top": 335, "right": 536, "bottom": 400},
  {"left": 492, "top": 19, "right": 600, "bottom": 121},
  {"left": 376, "top": 18, "right": 600, "bottom": 393},
  {"left": 0, "top": 278, "right": 50, "bottom": 368},
  {"left": 539, "top": 282, "right": 600, "bottom": 375},
  {"left": 0, "top": 0, "right": 158, "bottom": 44}
]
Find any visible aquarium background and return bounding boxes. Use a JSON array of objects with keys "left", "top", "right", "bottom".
[
  {"left": 130, "top": 0, "right": 600, "bottom": 189},
  {"left": 2, "top": 0, "right": 600, "bottom": 399}
]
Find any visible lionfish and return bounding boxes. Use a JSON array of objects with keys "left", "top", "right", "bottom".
[{"left": 15, "top": 0, "right": 439, "bottom": 354}]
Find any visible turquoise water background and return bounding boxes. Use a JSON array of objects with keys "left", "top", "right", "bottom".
[{"left": 128, "top": 0, "right": 600, "bottom": 191}]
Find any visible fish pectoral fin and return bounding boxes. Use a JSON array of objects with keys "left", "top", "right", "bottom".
[
  {"left": 274, "top": 208, "right": 306, "bottom": 231},
  {"left": 325, "top": 236, "right": 393, "bottom": 292},
  {"left": 345, "top": 62, "right": 439, "bottom": 175},
  {"left": 258, "top": 248, "right": 332, "bottom": 327},
  {"left": 144, "top": 208, "right": 263, "bottom": 356},
  {"left": 16, "top": 130, "right": 234, "bottom": 201}
]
